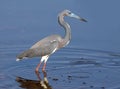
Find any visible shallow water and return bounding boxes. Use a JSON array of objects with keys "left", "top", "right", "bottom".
[{"left": 0, "top": 45, "right": 120, "bottom": 89}]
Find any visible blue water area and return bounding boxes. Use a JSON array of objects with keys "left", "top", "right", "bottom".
[
  {"left": 0, "top": 0, "right": 120, "bottom": 89},
  {"left": 1, "top": 45, "right": 120, "bottom": 89}
]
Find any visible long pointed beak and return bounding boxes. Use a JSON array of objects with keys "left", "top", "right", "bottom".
[{"left": 69, "top": 13, "right": 87, "bottom": 22}]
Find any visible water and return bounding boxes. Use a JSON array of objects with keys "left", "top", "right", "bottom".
[
  {"left": 0, "top": 45, "right": 120, "bottom": 89},
  {"left": 0, "top": 0, "right": 120, "bottom": 89}
]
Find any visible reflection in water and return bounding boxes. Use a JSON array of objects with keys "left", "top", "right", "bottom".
[
  {"left": 2, "top": 46, "right": 120, "bottom": 89},
  {"left": 16, "top": 71, "right": 52, "bottom": 89}
]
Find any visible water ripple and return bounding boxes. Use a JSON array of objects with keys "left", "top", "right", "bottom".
[{"left": 1, "top": 45, "right": 120, "bottom": 89}]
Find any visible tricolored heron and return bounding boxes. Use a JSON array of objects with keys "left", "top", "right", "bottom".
[{"left": 16, "top": 10, "right": 87, "bottom": 72}]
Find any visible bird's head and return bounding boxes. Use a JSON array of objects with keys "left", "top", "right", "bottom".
[{"left": 63, "top": 10, "right": 87, "bottom": 22}]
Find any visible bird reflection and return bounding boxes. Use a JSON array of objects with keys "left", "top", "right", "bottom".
[{"left": 16, "top": 71, "right": 52, "bottom": 89}]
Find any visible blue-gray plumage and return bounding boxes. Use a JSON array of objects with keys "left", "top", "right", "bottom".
[{"left": 16, "top": 10, "right": 87, "bottom": 71}]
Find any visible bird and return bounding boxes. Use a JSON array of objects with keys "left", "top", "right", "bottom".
[{"left": 16, "top": 9, "right": 87, "bottom": 72}]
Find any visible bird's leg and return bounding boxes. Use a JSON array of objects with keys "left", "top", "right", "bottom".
[
  {"left": 42, "top": 55, "right": 49, "bottom": 71},
  {"left": 35, "top": 57, "right": 45, "bottom": 72},
  {"left": 35, "top": 70, "right": 41, "bottom": 81},
  {"left": 35, "top": 62, "right": 42, "bottom": 72},
  {"left": 42, "top": 63, "right": 46, "bottom": 71},
  {"left": 35, "top": 55, "right": 49, "bottom": 72}
]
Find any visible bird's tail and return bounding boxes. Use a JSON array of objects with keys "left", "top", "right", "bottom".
[{"left": 16, "top": 49, "right": 34, "bottom": 61}]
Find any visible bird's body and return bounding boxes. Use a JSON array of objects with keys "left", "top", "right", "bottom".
[{"left": 16, "top": 10, "right": 87, "bottom": 71}]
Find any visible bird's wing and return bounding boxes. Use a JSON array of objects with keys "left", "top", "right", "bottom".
[
  {"left": 30, "top": 40, "right": 59, "bottom": 56},
  {"left": 49, "top": 40, "right": 59, "bottom": 53}
]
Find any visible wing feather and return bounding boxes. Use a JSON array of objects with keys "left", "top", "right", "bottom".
[{"left": 30, "top": 35, "right": 60, "bottom": 56}]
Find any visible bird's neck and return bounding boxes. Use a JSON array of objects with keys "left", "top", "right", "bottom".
[{"left": 58, "top": 14, "right": 71, "bottom": 47}]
